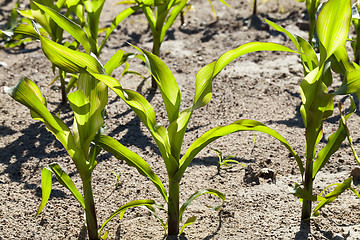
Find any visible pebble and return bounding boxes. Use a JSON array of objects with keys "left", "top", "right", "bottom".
[
  {"left": 333, "top": 234, "right": 344, "bottom": 240},
  {"left": 0, "top": 62, "right": 8, "bottom": 68},
  {"left": 351, "top": 167, "right": 360, "bottom": 177}
]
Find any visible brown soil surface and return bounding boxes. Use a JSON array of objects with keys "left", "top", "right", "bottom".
[{"left": 1, "top": 0, "right": 360, "bottom": 239}]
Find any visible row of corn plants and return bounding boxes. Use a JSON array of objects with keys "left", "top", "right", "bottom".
[
  {"left": 1, "top": 0, "right": 229, "bottom": 89},
  {"left": 4, "top": 0, "right": 360, "bottom": 238}
]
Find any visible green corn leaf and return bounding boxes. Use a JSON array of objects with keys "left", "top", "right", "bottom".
[
  {"left": 104, "top": 51, "right": 139, "bottom": 77},
  {"left": 176, "top": 119, "right": 301, "bottom": 181},
  {"left": 167, "top": 107, "right": 193, "bottom": 161},
  {"left": 104, "top": 50, "right": 125, "bottom": 75},
  {"left": 68, "top": 88, "right": 105, "bottom": 153},
  {"left": 33, "top": 1, "right": 92, "bottom": 53},
  {"left": 142, "top": 204, "right": 167, "bottom": 232},
  {"left": 83, "top": 0, "right": 105, "bottom": 54},
  {"left": 100, "top": 231, "right": 108, "bottom": 240},
  {"left": 40, "top": 35, "right": 105, "bottom": 74},
  {"left": 68, "top": 90, "right": 90, "bottom": 126},
  {"left": 179, "top": 216, "right": 196, "bottom": 234},
  {"left": 76, "top": 73, "right": 107, "bottom": 115},
  {"left": 13, "top": 22, "right": 40, "bottom": 40},
  {"left": 333, "top": 69, "right": 360, "bottom": 95},
  {"left": 213, "top": 42, "right": 297, "bottom": 78},
  {"left": 313, "top": 96, "right": 357, "bottom": 177},
  {"left": 299, "top": 67, "right": 320, "bottom": 127},
  {"left": 223, "top": 159, "right": 244, "bottom": 166},
  {"left": 4, "top": 77, "right": 73, "bottom": 150},
  {"left": 289, "top": 182, "right": 325, "bottom": 201},
  {"left": 136, "top": 47, "right": 181, "bottom": 124},
  {"left": 72, "top": 73, "right": 108, "bottom": 155},
  {"left": 141, "top": 6, "right": 156, "bottom": 34},
  {"left": 194, "top": 42, "right": 297, "bottom": 110},
  {"left": 99, "top": 6, "right": 139, "bottom": 53},
  {"left": 2, "top": 38, "right": 33, "bottom": 48},
  {"left": 90, "top": 73, "right": 179, "bottom": 174},
  {"left": 4, "top": 78, "right": 90, "bottom": 174},
  {"left": 117, "top": 0, "right": 137, "bottom": 4},
  {"left": 6, "top": 0, "right": 19, "bottom": 28},
  {"left": 350, "top": 187, "right": 360, "bottom": 199},
  {"left": 330, "top": 46, "right": 356, "bottom": 75},
  {"left": 264, "top": 19, "right": 300, "bottom": 51},
  {"left": 161, "top": 0, "right": 189, "bottom": 42},
  {"left": 54, "top": 0, "right": 66, "bottom": 9},
  {"left": 30, "top": 0, "right": 54, "bottom": 37},
  {"left": 299, "top": 66, "right": 334, "bottom": 155},
  {"left": 99, "top": 199, "right": 157, "bottom": 233},
  {"left": 297, "top": 36, "right": 318, "bottom": 73},
  {"left": 64, "top": 0, "right": 81, "bottom": 8},
  {"left": 312, "top": 121, "right": 347, "bottom": 177},
  {"left": 95, "top": 135, "right": 168, "bottom": 201},
  {"left": 216, "top": 0, "right": 231, "bottom": 8},
  {"left": 47, "top": 163, "right": 85, "bottom": 209},
  {"left": 18, "top": 9, "right": 33, "bottom": 19},
  {"left": 36, "top": 167, "right": 53, "bottom": 216},
  {"left": 316, "top": 0, "right": 351, "bottom": 62},
  {"left": 65, "top": 74, "right": 78, "bottom": 93},
  {"left": 134, "top": 46, "right": 186, "bottom": 161},
  {"left": 179, "top": 189, "right": 225, "bottom": 222},
  {"left": 313, "top": 177, "right": 353, "bottom": 214}
]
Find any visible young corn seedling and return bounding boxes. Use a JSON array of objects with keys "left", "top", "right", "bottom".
[
  {"left": 118, "top": 0, "right": 231, "bottom": 88},
  {"left": 211, "top": 148, "right": 246, "bottom": 173},
  {"left": 210, "top": 0, "right": 360, "bottom": 225},
  {"left": 4, "top": 25, "right": 155, "bottom": 239},
  {"left": 262, "top": 0, "right": 360, "bottom": 223},
  {"left": 87, "top": 39, "right": 302, "bottom": 235},
  {"left": 296, "top": 0, "right": 321, "bottom": 45}
]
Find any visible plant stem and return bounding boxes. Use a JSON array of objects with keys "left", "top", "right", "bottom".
[
  {"left": 167, "top": 178, "right": 180, "bottom": 235},
  {"left": 355, "top": 22, "right": 360, "bottom": 64},
  {"left": 83, "top": 179, "right": 99, "bottom": 240},
  {"left": 308, "top": 0, "right": 317, "bottom": 45},
  {"left": 301, "top": 153, "right": 313, "bottom": 223},
  {"left": 253, "top": 0, "right": 257, "bottom": 15},
  {"left": 151, "top": 36, "right": 161, "bottom": 88},
  {"left": 59, "top": 72, "right": 67, "bottom": 103}
]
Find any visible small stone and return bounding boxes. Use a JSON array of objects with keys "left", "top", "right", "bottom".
[
  {"left": 351, "top": 167, "right": 360, "bottom": 177},
  {"left": 258, "top": 168, "right": 276, "bottom": 183},
  {"left": 333, "top": 234, "right": 344, "bottom": 240},
  {"left": 0, "top": 62, "right": 8, "bottom": 68}
]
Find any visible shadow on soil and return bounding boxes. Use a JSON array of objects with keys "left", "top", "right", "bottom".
[
  {"left": 0, "top": 121, "right": 68, "bottom": 197},
  {"left": 294, "top": 221, "right": 350, "bottom": 240}
]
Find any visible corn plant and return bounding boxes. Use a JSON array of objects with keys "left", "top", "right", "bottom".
[
  {"left": 3, "top": 21, "right": 158, "bottom": 238},
  {"left": 85, "top": 40, "right": 304, "bottom": 235},
  {"left": 262, "top": 0, "right": 360, "bottom": 223},
  {"left": 227, "top": 0, "right": 360, "bottom": 224}
]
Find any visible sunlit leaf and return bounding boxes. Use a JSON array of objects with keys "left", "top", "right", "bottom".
[
  {"left": 95, "top": 135, "right": 168, "bottom": 201},
  {"left": 36, "top": 167, "right": 52, "bottom": 216}
]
